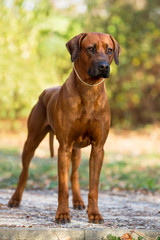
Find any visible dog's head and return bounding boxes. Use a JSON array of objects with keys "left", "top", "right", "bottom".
[{"left": 66, "top": 32, "right": 121, "bottom": 80}]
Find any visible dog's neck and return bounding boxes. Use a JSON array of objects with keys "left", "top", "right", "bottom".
[{"left": 71, "top": 69, "right": 106, "bottom": 104}]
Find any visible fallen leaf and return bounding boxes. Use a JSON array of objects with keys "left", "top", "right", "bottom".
[{"left": 121, "top": 233, "right": 133, "bottom": 240}]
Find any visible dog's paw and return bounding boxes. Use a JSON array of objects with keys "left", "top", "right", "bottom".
[
  {"left": 88, "top": 212, "right": 104, "bottom": 224},
  {"left": 55, "top": 212, "right": 71, "bottom": 224},
  {"left": 8, "top": 198, "right": 21, "bottom": 208},
  {"left": 73, "top": 199, "right": 85, "bottom": 210},
  {"left": 8, "top": 192, "right": 22, "bottom": 208}
]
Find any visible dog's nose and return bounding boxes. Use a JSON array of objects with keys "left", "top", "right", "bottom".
[{"left": 98, "top": 62, "right": 109, "bottom": 72}]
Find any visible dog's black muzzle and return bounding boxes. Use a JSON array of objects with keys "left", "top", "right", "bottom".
[{"left": 88, "top": 61, "right": 110, "bottom": 79}]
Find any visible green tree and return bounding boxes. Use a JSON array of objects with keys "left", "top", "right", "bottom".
[{"left": 0, "top": 0, "right": 83, "bottom": 119}]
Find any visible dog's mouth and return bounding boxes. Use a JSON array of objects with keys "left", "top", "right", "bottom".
[
  {"left": 88, "top": 62, "right": 110, "bottom": 79},
  {"left": 88, "top": 69, "right": 110, "bottom": 79}
]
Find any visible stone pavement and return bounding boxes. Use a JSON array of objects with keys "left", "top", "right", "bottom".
[{"left": 0, "top": 189, "right": 160, "bottom": 240}]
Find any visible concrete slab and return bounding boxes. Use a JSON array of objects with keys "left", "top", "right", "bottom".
[
  {"left": 0, "top": 189, "right": 160, "bottom": 240},
  {"left": 0, "top": 228, "right": 160, "bottom": 240}
]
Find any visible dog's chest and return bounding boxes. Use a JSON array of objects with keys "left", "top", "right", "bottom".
[
  {"left": 72, "top": 105, "right": 109, "bottom": 148},
  {"left": 77, "top": 97, "right": 108, "bottom": 123},
  {"left": 72, "top": 116, "right": 106, "bottom": 148}
]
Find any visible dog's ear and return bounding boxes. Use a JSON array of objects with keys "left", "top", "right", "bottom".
[
  {"left": 66, "top": 33, "right": 87, "bottom": 62},
  {"left": 109, "top": 35, "right": 121, "bottom": 65}
]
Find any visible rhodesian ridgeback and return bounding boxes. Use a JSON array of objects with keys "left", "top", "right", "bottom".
[{"left": 8, "top": 32, "right": 120, "bottom": 224}]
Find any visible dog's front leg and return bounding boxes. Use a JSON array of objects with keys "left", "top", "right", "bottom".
[
  {"left": 88, "top": 144, "right": 104, "bottom": 224},
  {"left": 55, "top": 144, "right": 72, "bottom": 223}
]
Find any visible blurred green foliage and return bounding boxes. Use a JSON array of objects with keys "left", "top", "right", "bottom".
[{"left": 0, "top": 0, "right": 160, "bottom": 127}]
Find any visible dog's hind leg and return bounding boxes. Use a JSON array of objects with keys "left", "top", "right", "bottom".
[
  {"left": 70, "top": 148, "right": 85, "bottom": 209},
  {"left": 8, "top": 100, "right": 50, "bottom": 207}
]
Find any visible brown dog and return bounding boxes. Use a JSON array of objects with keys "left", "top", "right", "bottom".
[{"left": 8, "top": 32, "right": 120, "bottom": 224}]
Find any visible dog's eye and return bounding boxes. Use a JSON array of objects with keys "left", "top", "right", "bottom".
[
  {"left": 107, "top": 48, "right": 113, "bottom": 54},
  {"left": 87, "top": 47, "right": 95, "bottom": 53}
]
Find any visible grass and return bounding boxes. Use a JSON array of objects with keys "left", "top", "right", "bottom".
[
  {"left": 0, "top": 147, "right": 160, "bottom": 192},
  {"left": 101, "top": 152, "right": 160, "bottom": 191}
]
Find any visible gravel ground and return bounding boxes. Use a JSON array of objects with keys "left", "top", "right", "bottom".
[{"left": 0, "top": 189, "right": 160, "bottom": 230}]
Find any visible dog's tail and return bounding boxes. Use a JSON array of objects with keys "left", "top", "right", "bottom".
[{"left": 49, "top": 132, "right": 54, "bottom": 158}]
